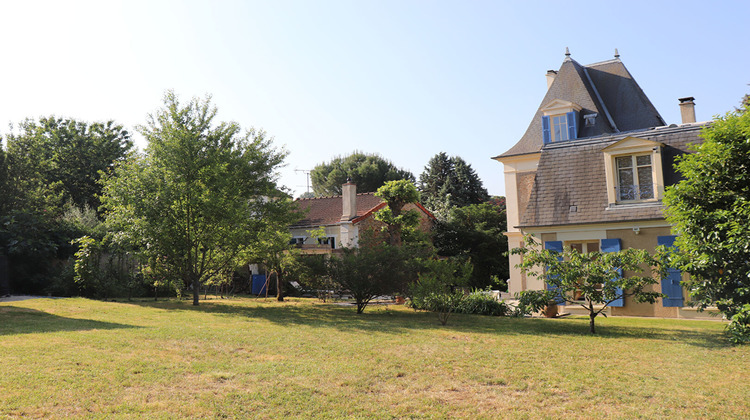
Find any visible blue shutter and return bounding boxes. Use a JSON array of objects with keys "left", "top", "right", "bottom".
[
  {"left": 544, "top": 241, "right": 565, "bottom": 305},
  {"left": 600, "top": 238, "right": 624, "bottom": 307},
  {"left": 657, "top": 235, "right": 684, "bottom": 307},
  {"left": 567, "top": 111, "right": 578, "bottom": 140},
  {"left": 542, "top": 116, "right": 551, "bottom": 144}
]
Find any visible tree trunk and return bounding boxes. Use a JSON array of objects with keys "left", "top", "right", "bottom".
[
  {"left": 192, "top": 276, "right": 200, "bottom": 306},
  {"left": 276, "top": 270, "right": 284, "bottom": 302},
  {"left": 589, "top": 313, "right": 597, "bottom": 334}
]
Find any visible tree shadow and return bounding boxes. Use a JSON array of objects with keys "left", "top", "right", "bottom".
[
  {"left": 0, "top": 306, "right": 138, "bottom": 336},
  {"left": 123, "top": 298, "right": 728, "bottom": 348}
]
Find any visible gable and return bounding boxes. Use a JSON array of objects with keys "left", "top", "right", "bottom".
[{"left": 602, "top": 136, "right": 664, "bottom": 153}]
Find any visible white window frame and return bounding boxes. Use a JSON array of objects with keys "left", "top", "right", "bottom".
[{"left": 602, "top": 137, "right": 665, "bottom": 206}]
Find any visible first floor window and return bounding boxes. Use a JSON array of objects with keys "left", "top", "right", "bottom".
[{"left": 616, "top": 154, "right": 654, "bottom": 201}]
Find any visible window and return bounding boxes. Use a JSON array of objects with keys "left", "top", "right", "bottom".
[
  {"left": 615, "top": 154, "right": 654, "bottom": 201},
  {"left": 540, "top": 100, "right": 581, "bottom": 144},
  {"left": 318, "top": 236, "right": 336, "bottom": 249},
  {"left": 602, "top": 137, "right": 665, "bottom": 206},
  {"left": 552, "top": 115, "right": 569, "bottom": 141},
  {"left": 289, "top": 237, "right": 305, "bottom": 246}
]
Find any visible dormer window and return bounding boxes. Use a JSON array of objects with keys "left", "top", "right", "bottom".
[
  {"left": 540, "top": 99, "right": 582, "bottom": 144},
  {"left": 602, "top": 137, "right": 665, "bottom": 205},
  {"left": 552, "top": 115, "right": 570, "bottom": 141}
]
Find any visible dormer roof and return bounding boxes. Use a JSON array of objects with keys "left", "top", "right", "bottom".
[{"left": 496, "top": 55, "right": 665, "bottom": 159}]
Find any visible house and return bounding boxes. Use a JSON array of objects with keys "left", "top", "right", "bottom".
[
  {"left": 493, "top": 49, "right": 712, "bottom": 318},
  {"left": 290, "top": 181, "right": 435, "bottom": 254}
]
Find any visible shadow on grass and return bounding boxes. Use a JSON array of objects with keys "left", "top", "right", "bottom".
[
  {"left": 0, "top": 306, "right": 138, "bottom": 336},
  {"left": 123, "top": 298, "right": 728, "bottom": 349}
]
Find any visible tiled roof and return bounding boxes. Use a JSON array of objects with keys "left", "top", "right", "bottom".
[
  {"left": 518, "top": 124, "right": 704, "bottom": 228},
  {"left": 496, "top": 57, "right": 665, "bottom": 159},
  {"left": 291, "top": 193, "right": 384, "bottom": 228}
]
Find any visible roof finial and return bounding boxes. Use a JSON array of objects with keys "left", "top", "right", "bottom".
[
  {"left": 614, "top": 48, "right": 620, "bottom": 59},
  {"left": 565, "top": 47, "right": 571, "bottom": 57}
]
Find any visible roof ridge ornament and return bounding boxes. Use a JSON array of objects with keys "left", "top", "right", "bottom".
[
  {"left": 614, "top": 48, "right": 620, "bottom": 59},
  {"left": 565, "top": 47, "right": 571, "bottom": 58}
]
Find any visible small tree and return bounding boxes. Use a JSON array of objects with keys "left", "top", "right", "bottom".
[
  {"left": 374, "top": 180, "right": 421, "bottom": 246},
  {"left": 513, "top": 237, "right": 662, "bottom": 334},
  {"left": 327, "top": 229, "right": 431, "bottom": 313}
]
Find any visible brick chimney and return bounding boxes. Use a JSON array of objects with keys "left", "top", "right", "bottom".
[
  {"left": 340, "top": 180, "right": 356, "bottom": 221},
  {"left": 546, "top": 70, "right": 557, "bottom": 89},
  {"left": 679, "top": 97, "right": 696, "bottom": 124}
]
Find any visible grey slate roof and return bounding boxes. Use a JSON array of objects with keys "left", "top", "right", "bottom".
[
  {"left": 518, "top": 124, "right": 704, "bottom": 228},
  {"left": 497, "top": 57, "right": 665, "bottom": 158}
]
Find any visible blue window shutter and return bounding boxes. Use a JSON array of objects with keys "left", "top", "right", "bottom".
[
  {"left": 600, "top": 238, "right": 624, "bottom": 307},
  {"left": 544, "top": 241, "right": 565, "bottom": 305},
  {"left": 567, "top": 111, "right": 578, "bottom": 140},
  {"left": 542, "top": 116, "right": 551, "bottom": 144},
  {"left": 657, "top": 235, "right": 684, "bottom": 307}
]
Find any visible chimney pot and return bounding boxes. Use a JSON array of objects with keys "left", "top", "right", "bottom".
[{"left": 678, "top": 97, "right": 696, "bottom": 124}]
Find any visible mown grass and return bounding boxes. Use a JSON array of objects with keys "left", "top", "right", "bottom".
[{"left": 1, "top": 297, "right": 748, "bottom": 419}]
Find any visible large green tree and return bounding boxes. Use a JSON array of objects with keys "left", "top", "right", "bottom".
[
  {"left": 418, "top": 152, "right": 489, "bottom": 219},
  {"left": 0, "top": 117, "right": 132, "bottom": 295},
  {"left": 434, "top": 201, "right": 508, "bottom": 289},
  {"left": 663, "top": 99, "right": 750, "bottom": 319},
  {"left": 4, "top": 117, "right": 132, "bottom": 211},
  {"left": 101, "top": 92, "right": 291, "bottom": 306},
  {"left": 310, "top": 152, "right": 414, "bottom": 196}
]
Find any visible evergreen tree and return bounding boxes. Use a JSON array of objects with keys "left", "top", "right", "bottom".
[{"left": 418, "top": 152, "right": 489, "bottom": 218}]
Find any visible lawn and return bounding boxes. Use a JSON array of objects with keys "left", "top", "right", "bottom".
[{"left": 1, "top": 297, "right": 748, "bottom": 419}]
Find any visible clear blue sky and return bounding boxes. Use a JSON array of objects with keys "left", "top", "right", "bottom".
[{"left": 1, "top": 1, "right": 747, "bottom": 198}]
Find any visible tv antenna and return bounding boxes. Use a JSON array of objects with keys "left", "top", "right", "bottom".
[{"left": 295, "top": 169, "right": 312, "bottom": 194}]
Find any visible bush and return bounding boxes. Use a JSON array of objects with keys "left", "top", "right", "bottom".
[
  {"left": 727, "top": 304, "right": 750, "bottom": 345},
  {"left": 455, "top": 290, "right": 509, "bottom": 316}
]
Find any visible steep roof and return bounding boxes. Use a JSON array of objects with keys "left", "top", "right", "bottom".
[
  {"left": 291, "top": 193, "right": 384, "bottom": 228},
  {"left": 496, "top": 56, "right": 665, "bottom": 159},
  {"left": 518, "top": 124, "right": 704, "bottom": 228}
]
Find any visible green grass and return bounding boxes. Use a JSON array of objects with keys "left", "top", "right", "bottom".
[{"left": 1, "top": 297, "right": 748, "bottom": 419}]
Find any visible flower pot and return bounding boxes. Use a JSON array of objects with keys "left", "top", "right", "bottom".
[{"left": 544, "top": 301, "right": 558, "bottom": 318}]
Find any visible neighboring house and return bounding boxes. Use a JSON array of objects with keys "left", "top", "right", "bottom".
[
  {"left": 290, "top": 181, "right": 435, "bottom": 254},
  {"left": 493, "top": 50, "right": 712, "bottom": 318}
]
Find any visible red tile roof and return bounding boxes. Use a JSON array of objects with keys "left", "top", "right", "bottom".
[{"left": 291, "top": 193, "right": 385, "bottom": 228}]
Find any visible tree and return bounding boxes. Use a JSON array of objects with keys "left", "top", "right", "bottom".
[
  {"left": 418, "top": 152, "right": 489, "bottom": 219},
  {"left": 310, "top": 152, "right": 414, "bottom": 196},
  {"left": 327, "top": 229, "right": 431, "bottom": 314},
  {"left": 4, "top": 116, "right": 133, "bottom": 211},
  {"left": 663, "top": 100, "right": 750, "bottom": 321},
  {"left": 513, "top": 237, "right": 662, "bottom": 334},
  {"left": 374, "top": 180, "right": 421, "bottom": 246},
  {"left": 101, "top": 91, "right": 291, "bottom": 306},
  {"left": 434, "top": 202, "right": 509, "bottom": 289}
]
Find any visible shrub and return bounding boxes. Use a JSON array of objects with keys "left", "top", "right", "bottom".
[
  {"left": 455, "top": 290, "right": 509, "bottom": 316},
  {"left": 727, "top": 304, "right": 750, "bottom": 345}
]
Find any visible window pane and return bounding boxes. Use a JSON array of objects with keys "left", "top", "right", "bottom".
[
  {"left": 636, "top": 155, "right": 651, "bottom": 166},
  {"left": 587, "top": 242, "right": 599, "bottom": 253},
  {"left": 618, "top": 168, "right": 635, "bottom": 200},
  {"left": 553, "top": 115, "right": 568, "bottom": 141},
  {"left": 638, "top": 166, "right": 654, "bottom": 199},
  {"left": 570, "top": 243, "right": 583, "bottom": 253},
  {"left": 616, "top": 156, "right": 632, "bottom": 169}
]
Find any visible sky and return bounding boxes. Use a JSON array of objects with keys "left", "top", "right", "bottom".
[{"left": 1, "top": 1, "right": 747, "bottom": 198}]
